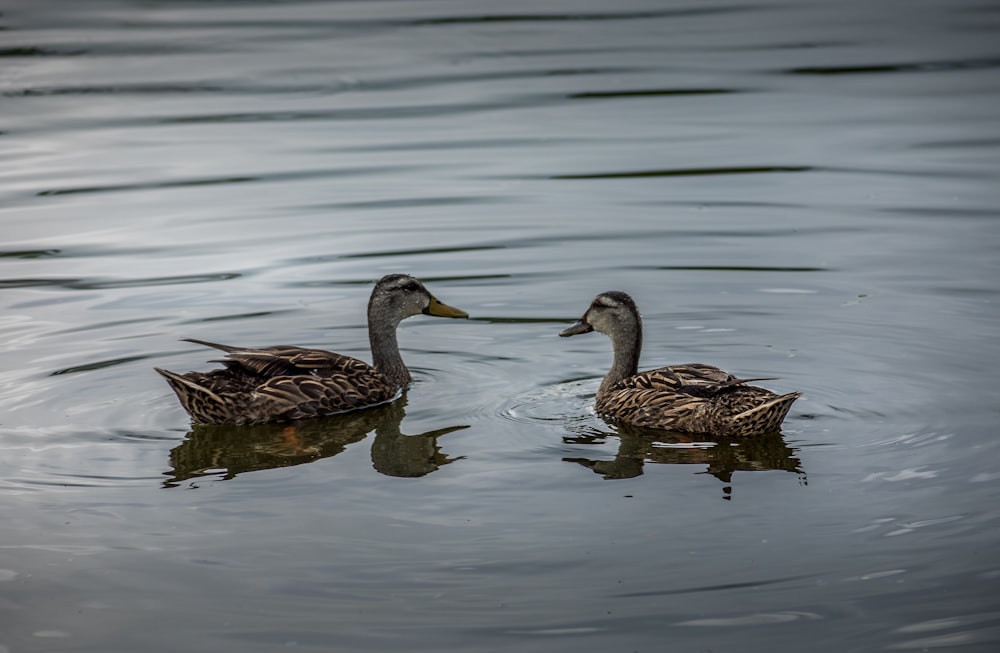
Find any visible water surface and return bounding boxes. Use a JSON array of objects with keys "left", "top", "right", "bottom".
[{"left": 2, "top": 0, "right": 999, "bottom": 651}]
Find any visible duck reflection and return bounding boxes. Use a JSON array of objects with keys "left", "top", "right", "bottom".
[
  {"left": 163, "top": 397, "right": 466, "bottom": 487},
  {"left": 564, "top": 423, "right": 804, "bottom": 499}
]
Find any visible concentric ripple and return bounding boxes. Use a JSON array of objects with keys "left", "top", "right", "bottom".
[{"left": 498, "top": 378, "right": 602, "bottom": 430}]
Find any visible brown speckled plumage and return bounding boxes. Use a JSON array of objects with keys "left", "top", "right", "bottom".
[
  {"left": 156, "top": 274, "right": 467, "bottom": 425},
  {"left": 560, "top": 291, "right": 799, "bottom": 437}
]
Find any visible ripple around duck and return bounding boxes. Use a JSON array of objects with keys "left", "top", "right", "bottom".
[
  {"left": 0, "top": 427, "right": 179, "bottom": 492},
  {"left": 497, "top": 376, "right": 805, "bottom": 438},
  {"left": 0, "top": 426, "right": 180, "bottom": 447},
  {"left": 12, "top": 471, "right": 166, "bottom": 489},
  {"left": 497, "top": 378, "right": 601, "bottom": 429},
  {"left": 494, "top": 374, "right": 808, "bottom": 488}
]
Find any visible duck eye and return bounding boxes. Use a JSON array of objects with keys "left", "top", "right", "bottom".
[{"left": 403, "top": 281, "right": 419, "bottom": 292}]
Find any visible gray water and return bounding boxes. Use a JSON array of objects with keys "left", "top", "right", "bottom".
[{"left": 2, "top": 0, "right": 999, "bottom": 651}]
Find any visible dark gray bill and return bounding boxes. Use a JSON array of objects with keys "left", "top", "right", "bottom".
[{"left": 559, "top": 320, "right": 593, "bottom": 337}]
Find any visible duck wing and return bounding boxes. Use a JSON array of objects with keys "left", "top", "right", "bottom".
[
  {"left": 160, "top": 338, "right": 398, "bottom": 424},
  {"left": 596, "top": 386, "right": 711, "bottom": 431},
  {"left": 253, "top": 374, "right": 398, "bottom": 421},
  {"left": 597, "top": 364, "right": 794, "bottom": 435},
  {"left": 596, "top": 384, "right": 798, "bottom": 437},
  {"left": 665, "top": 363, "right": 739, "bottom": 385},
  {"left": 614, "top": 367, "right": 685, "bottom": 392},
  {"left": 183, "top": 338, "right": 373, "bottom": 378},
  {"left": 621, "top": 362, "right": 776, "bottom": 395}
]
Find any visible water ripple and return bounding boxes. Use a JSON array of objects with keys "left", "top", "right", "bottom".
[
  {"left": 341, "top": 245, "right": 505, "bottom": 260},
  {"left": 151, "top": 96, "right": 555, "bottom": 127},
  {"left": 0, "top": 273, "right": 241, "bottom": 290},
  {"left": 291, "top": 273, "right": 511, "bottom": 288},
  {"left": 658, "top": 265, "right": 828, "bottom": 272},
  {"left": 0, "top": 249, "right": 61, "bottom": 259},
  {"left": 3, "top": 81, "right": 357, "bottom": 97},
  {"left": 1, "top": 0, "right": 998, "bottom": 647},
  {"left": 36, "top": 167, "right": 410, "bottom": 197},
  {"left": 0, "top": 245, "right": 162, "bottom": 259},
  {"left": 675, "top": 611, "right": 822, "bottom": 627},
  {"left": 552, "top": 166, "right": 813, "bottom": 179},
  {"left": 410, "top": 6, "right": 757, "bottom": 25},
  {"left": 335, "top": 137, "right": 579, "bottom": 153},
  {"left": 569, "top": 88, "right": 741, "bottom": 99},
  {"left": 311, "top": 196, "right": 510, "bottom": 212},
  {"left": 50, "top": 353, "right": 165, "bottom": 376},
  {"left": 498, "top": 379, "right": 599, "bottom": 428},
  {"left": 359, "top": 67, "right": 644, "bottom": 92},
  {"left": 613, "top": 573, "right": 818, "bottom": 598},
  {"left": 890, "top": 612, "right": 1000, "bottom": 650},
  {"left": 787, "top": 56, "right": 1000, "bottom": 76}
]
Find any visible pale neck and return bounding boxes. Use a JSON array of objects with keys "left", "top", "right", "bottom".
[
  {"left": 598, "top": 317, "right": 642, "bottom": 396},
  {"left": 369, "top": 311, "right": 411, "bottom": 389}
]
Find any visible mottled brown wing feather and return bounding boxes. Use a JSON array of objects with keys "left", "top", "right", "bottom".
[
  {"left": 160, "top": 340, "right": 401, "bottom": 425},
  {"left": 597, "top": 365, "right": 799, "bottom": 437},
  {"left": 597, "top": 387, "right": 713, "bottom": 431},
  {"left": 616, "top": 363, "right": 747, "bottom": 391},
  {"left": 620, "top": 363, "right": 775, "bottom": 396},
  {"left": 666, "top": 363, "right": 739, "bottom": 385},
  {"left": 255, "top": 373, "right": 397, "bottom": 421},
  {"left": 216, "top": 345, "right": 374, "bottom": 378},
  {"left": 615, "top": 367, "right": 684, "bottom": 392}
]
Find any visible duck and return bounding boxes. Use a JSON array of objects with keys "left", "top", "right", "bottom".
[
  {"left": 559, "top": 291, "right": 799, "bottom": 437},
  {"left": 156, "top": 274, "right": 468, "bottom": 425}
]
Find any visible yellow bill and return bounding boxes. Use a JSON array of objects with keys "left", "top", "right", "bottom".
[{"left": 424, "top": 296, "right": 468, "bottom": 319}]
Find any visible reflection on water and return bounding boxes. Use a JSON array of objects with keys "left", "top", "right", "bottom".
[
  {"left": 164, "top": 397, "right": 466, "bottom": 487},
  {"left": 564, "top": 424, "right": 803, "bottom": 498}
]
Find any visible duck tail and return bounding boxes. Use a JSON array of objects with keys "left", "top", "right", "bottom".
[
  {"left": 732, "top": 392, "right": 801, "bottom": 437},
  {"left": 180, "top": 338, "right": 241, "bottom": 353},
  {"left": 155, "top": 367, "right": 226, "bottom": 422}
]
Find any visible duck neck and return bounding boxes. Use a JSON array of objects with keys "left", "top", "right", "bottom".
[
  {"left": 599, "top": 317, "right": 642, "bottom": 396},
  {"left": 369, "top": 311, "right": 412, "bottom": 389}
]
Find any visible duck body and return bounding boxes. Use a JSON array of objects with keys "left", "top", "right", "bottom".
[
  {"left": 156, "top": 274, "right": 467, "bottom": 425},
  {"left": 561, "top": 291, "right": 799, "bottom": 438},
  {"left": 156, "top": 340, "right": 399, "bottom": 425}
]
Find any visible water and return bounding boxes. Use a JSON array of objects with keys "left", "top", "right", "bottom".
[{"left": 2, "top": 0, "right": 999, "bottom": 650}]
